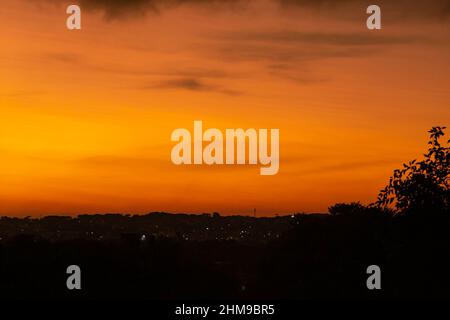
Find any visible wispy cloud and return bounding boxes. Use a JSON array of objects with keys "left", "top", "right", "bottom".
[
  {"left": 297, "top": 159, "right": 400, "bottom": 175},
  {"left": 34, "top": 0, "right": 450, "bottom": 21},
  {"left": 144, "top": 77, "right": 242, "bottom": 95},
  {"left": 217, "top": 31, "right": 425, "bottom": 46},
  {"left": 206, "top": 30, "right": 424, "bottom": 68},
  {"left": 0, "top": 90, "right": 46, "bottom": 98},
  {"left": 39, "top": 51, "right": 244, "bottom": 94},
  {"left": 278, "top": 0, "right": 450, "bottom": 20},
  {"left": 152, "top": 78, "right": 213, "bottom": 90},
  {"left": 45, "top": 53, "right": 83, "bottom": 64},
  {"left": 38, "top": 0, "right": 245, "bottom": 19}
]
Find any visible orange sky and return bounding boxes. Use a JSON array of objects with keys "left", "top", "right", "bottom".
[{"left": 1, "top": 0, "right": 449, "bottom": 216}]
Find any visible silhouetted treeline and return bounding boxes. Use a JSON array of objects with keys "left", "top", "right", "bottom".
[
  {"left": 0, "top": 212, "right": 294, "bottom": 242},
  {"left": 0, "top": 208, "right": 449, "bottom": 300},
  {"left": 0, "top": 127, "right": 448, "bottom": 299}
]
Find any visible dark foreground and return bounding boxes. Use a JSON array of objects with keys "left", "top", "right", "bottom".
[{"left": 0, "top": 211, "right": 449, "bottom": 300}]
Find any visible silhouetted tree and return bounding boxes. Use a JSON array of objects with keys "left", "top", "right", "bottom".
[
  {"left": 329, "top": 202, "right": 366, "bottom": 216},
  {"left": 375, "top": 126, "right": 450, "bottom": 215},
  {"left": 329, "top": 202, "right": 391, "bottom": 217}
]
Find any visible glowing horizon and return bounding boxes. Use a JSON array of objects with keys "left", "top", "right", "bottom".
[{"left": 1, "top": 0, "right": 449, "bottom": 216}]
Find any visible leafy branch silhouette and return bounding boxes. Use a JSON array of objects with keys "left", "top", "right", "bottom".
[{"left": 374, "top": 126, "right": 450, "bottom": 215}]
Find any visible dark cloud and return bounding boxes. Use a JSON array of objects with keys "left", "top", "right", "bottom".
[
  {"left": 279, "top": 0, "right": 448, "bottom": 9},
  {"left": 153, "top": 78, "right": 213, "bottom": 90},
  {"left": 37, "top": 0, "right": 450, "bottom": 20},
  {"left": 278, "top": 0, "right": 372, "bottom": 8},
  {"left": 278, "top": 0, "right": 450, "bottom": 20},
  {"left": 144, "top": 78, "right": 242, "bottom": 95},
  {"left": 43, "top": 0, "right": 244, "bottom": 19}
]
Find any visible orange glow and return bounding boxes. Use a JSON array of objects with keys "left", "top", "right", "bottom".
[{"left": 1, "top": 0, "right": 449, "bottom": 216}]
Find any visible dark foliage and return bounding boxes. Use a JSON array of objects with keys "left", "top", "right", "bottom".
[
  {"left": 0, "top": 211, "right": 450, "bottom": 300},
  {"left": 375, "top": 126, "right": 450, "bottom": 215}
]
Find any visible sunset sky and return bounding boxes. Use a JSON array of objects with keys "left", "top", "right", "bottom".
[{"left": 1, "top": 0, "right": 449, "bottom": 216}]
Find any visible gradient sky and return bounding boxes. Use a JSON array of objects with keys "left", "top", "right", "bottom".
[{"left": 1, "top": 0, "right": 449, "bottom": 216}]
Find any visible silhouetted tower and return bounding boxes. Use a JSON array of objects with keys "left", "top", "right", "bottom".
[{"left": 253, "top": 208, "right": 256, "bottom": 217}]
